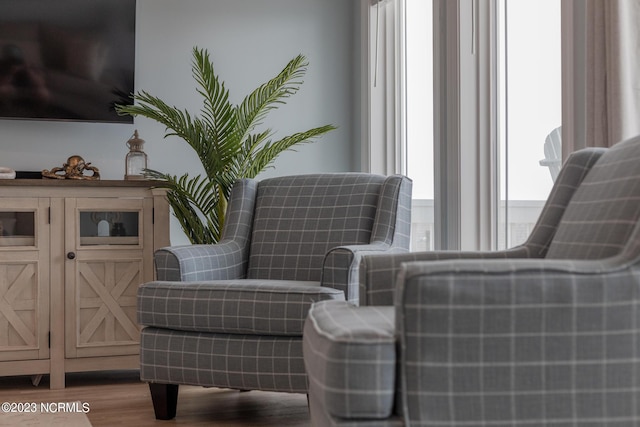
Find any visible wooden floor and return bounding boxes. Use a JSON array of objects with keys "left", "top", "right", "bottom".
[{"left": 0, "top": 371, "right": 311, "bottom": 426}]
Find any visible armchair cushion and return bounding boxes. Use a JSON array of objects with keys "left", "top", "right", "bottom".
[
  {"left": 138, "top": 280, "right": 345, "bottom": 336},
  {"left": 304, "top": 301, "right": 397, "bottom": 419}
]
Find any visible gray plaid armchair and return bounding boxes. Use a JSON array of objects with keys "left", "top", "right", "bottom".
[
  {"left": 136, "top": 173, "right": 412, "bottom": 420},
  {"left": 304, "top": 136, "right": 640, "bottom": 426}
]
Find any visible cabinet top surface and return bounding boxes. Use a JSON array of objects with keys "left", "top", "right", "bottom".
[{"left": 0, "top": 179, "right": 164, "bottom": 188}]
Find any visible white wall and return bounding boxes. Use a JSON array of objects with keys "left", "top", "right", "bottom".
[{"left": 0, "top": 0, "right": 359, "bottom": 244}]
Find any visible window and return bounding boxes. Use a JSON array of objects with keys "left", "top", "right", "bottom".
[
  {"left": 405, "top": 0, "right": 434, "bottom": 251},
  {"left": 498, "top": 0, "right": 562, "bottom": 249},
  {"left": 365, "top": 0, "right": 435, "bottom": 251},
  {"left": 364, "top": 0, "right": 564, "bottom": 251}
]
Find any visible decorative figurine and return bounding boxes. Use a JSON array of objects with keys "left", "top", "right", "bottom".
[{"left": 42, "top": 155, "right": 100, "bottom": 180}]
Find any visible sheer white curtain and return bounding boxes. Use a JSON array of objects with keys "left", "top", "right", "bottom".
[{"left": 570, "top": 0, "right": 640, "bottom": 151}]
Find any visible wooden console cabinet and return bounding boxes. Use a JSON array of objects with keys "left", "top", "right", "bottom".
[{"left": 0, "top": 180, "right": 169, "bottom": 389}]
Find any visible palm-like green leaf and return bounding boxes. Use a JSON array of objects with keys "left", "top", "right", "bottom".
[
  {"left": 115, "top": 48, "right": 335, "bottom": 244},
  {"left": 191, "top": 48, "right": 238, "bottom": 178},
  {"left": 145, "top": 170, "right": 223, "bottom": 242},
  {"left": 240, "top": 125, "right": 337, "bottom": 178},
  {"left": 236, "top": 54, "right": 307, "bottom": 143}
]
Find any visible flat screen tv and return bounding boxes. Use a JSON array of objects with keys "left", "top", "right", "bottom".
[{"left": 0, "top": 0, "right": 135, "bottom": 123}]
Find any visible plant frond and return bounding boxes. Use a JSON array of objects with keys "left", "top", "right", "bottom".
[
  {"left": 192, "top": 48, "right": 237, "bottom": 139},
  {"left": 115, "top": 91, "right": 202, "bottom": 149},
  {"left": 225, "top": 130, "right": 272, "bottom": 181},
  {"left": 191, "top": 48, "right": 240, "bottom": 177},
  {"left": 235, "top": 54, "right": 308, "bottom": 144},
  {"left": 241, "top": 124, "right": 336, "bottom": 178},
  {"left": 147, "top": 171, "right": 223, "bottom": 243}
]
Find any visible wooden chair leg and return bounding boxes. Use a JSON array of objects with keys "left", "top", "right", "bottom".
[{"left": 149, "top": 383, "right": 179, "bottom": 420}]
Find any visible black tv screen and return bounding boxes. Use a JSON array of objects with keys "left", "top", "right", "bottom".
[{"left": 0, "top": 0, "right": 135, "bottom": 123}]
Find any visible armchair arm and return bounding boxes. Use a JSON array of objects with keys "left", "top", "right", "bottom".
[
  {"left": 395, "top": 257, "right": 637, "bottom": 425},
  {"left": 358, "top": 246, "right": 532, "bottom": 306},
  {"left": 154, "top": 178, "right": 257, "bottom": 282},
  {"left": 154, "top": 240, "right": 247, "bottom": 281},
  {"left": 322, "top": 242, "right": 408, "bottom": 305}
]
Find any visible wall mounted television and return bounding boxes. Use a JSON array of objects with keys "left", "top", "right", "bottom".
[{"left": 0, "top": 0, "right": 135, "bottom": 123}]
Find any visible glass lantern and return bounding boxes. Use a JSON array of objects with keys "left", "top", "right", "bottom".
[{"left": 125, "top": 130, "right": 148, "bottom": 180}]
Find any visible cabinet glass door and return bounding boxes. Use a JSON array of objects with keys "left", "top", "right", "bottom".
[
  {"left": 0, "top": 211, "right": 35, "bottom": 247},
  {"left": 78, "top": 211, "right": 140, "bottom": 246}
]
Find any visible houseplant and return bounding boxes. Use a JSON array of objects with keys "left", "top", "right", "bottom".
[{"left": 116, "top": 47, "right": 335, "bottom": 244}]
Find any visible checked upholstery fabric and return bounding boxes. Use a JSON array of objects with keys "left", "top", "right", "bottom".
[
  {"left": 136, "top": 173, "right": 412, "bottom": 419},
  {"left": 304, "top": 136, "right": 640, "bottom": 426}
]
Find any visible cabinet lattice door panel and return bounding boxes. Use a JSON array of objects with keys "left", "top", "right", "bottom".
[
  {"left": 0, "top": 198, "right": 49, "bottom": 362},
  {"left": 0, "top": 263, "right": 40, "bottom": 353},
  {"left": 75, "top": 258, "right": 142, "bottom": 352}
]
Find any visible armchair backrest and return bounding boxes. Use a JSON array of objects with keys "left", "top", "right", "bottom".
[
  {"left": 546, "top": 136, "right": 640, "bottom": 260},
  {"left": 244, "top": 173, "right": 411, "bottom": 281},
  {"left": 521, "top": 146, "right": 606, "bottom": 257}
]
